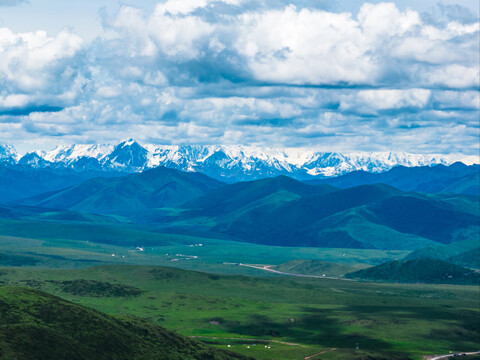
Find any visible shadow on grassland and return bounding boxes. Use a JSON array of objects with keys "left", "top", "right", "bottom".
[
  {"left": 215, "top": 311, "right": 399, "bottom": 351},
  {"left": 344, "top": 304, "right": 480, "bottom": 351}
]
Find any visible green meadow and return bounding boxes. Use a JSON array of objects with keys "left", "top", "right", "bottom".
[{"left": 1, "top": 263, "right": 478, "bottom": 360}]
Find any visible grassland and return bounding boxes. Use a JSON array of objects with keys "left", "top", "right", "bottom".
[
  {"left": 1, "top": 264, "right": 478, "bottom": 360},
  {"left": 0, "top": 228, "right": 407, "bottom": 274}
]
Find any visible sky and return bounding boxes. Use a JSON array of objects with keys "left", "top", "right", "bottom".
[{"left": 0, "top": 0, "right": 479, "bottom": 154}]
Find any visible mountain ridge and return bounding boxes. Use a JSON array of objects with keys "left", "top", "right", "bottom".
[
  {"left": 2, "top": 140, "right": 478, "bottom": 182},
  {"left": 307, "top": 162, "right": 480, "bottom": 195}
]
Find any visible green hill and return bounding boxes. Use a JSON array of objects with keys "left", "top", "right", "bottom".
[
  {"left": 178, "top": 182, "right": 479, "bottom": 249},
  {"left": 345, "top": 259, "right": 480, "bottom": 285},
  {"left": 187, "top": 183, "right": 402, "bottom": 247},
  {"left": 448, "top": 248, "right": 480, "bottom": 269},
  {"left": 366, "top": 195, "right": 479, "bottom": 244},
  {"left": 0, "top": 286, "right": 251, "bottom": 360},
  {"left": 404, "top": 238, "right": 480, "bottom": 268},
  {"left": 17, "top": 167, "right": 223, "bottom": 215},
  {"left": 309, "top": 208, "right": 438, "bottom": 250},
  {"left": 184, "top": 175, "right": 336, "bottom": 215},
  {"left": 11, "top": 173, "right": 480, "bottom": 251}
]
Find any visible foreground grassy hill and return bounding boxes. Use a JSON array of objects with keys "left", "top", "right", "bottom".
[
  {"left": 345, "top": 259, "right": 480, "bottom": 285},
  {"left": 0, "top": 286, "right": 251, "bottom": 360}
]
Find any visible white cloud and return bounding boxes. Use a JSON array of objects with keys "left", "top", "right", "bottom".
[
  {"left": 0, "top": 94, "right": 29, "bottom": 108},
  {"left": 358, "top": 2, "right": 421, "bottom": 39},
  {"left": 0, "top": 27, "right": 84, "bottom": 94},
  {"left": 424, "top": 65, "right": 479, "bottom": 89},
  {"left": 107, "top": 4, "right": 213, "bottom": 60},
  {"left": 235, "top": 5, "right": 376, "bottom": 85},
  {"left": 96, "top": 86, "right": 121, "bottom": 98},
  {"left": 340, "top": 89, "right": 431, "bottom": 113},
  {"left": 155, "top": 0, "right": 209, "bottom": 15},
  {"left": 432, "top": 91, "right": 480, "bottom": 110}
]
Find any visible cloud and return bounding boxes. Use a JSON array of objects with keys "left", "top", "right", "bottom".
[
  {"left": 424, "top": 65, "right": 479, "bottom": 89},
  {"left": 0, "top": 1, "right": 479, "bottom": 156},
  {"left": 340, "top": 89, "right": 432, "bottom": 115},
  {"left": 0, "top": 27, "right": 86, "bottom": 115},
  {"left": 235, "top": 5, "right": 376, "bottom": 85}
]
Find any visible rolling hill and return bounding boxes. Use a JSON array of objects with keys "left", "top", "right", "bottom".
[
  {"left": 0, "top": 286, "right": 251, "bottom": 360},
  {"left": 176, "top": 180, "right": 479, "bottom": 249},
  {"left": 448, "top": 248, "right": 480, "bottom": 269},
  {"left": 405, "top": 238, "right": 480, "bottom": 269},
  {"left": 183, "top": 175, "right": 337, "bottom": 215},
  {"left": 17, "top": 166, "right": 224, "bottom": 215},
  {"left": 9, "top": 170, "right": 479, "bottom": 251},
  {"left": 344, "top": 259, "right": 480, "bottom": 285}
]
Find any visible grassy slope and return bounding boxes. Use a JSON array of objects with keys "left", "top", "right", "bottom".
[
  {"left": 1, "top": 265, "right": 479, "bottom": 360},
  {"left": 345, "top": 259, "right": 480, "bottom": 285},
  {"left": 448, "top": 248, "right": 480, "bottom": 269},
  {"left": 272, "top": 259, "right": 367, "bottom": 277},
  {"left": 0, "top": 286, "right": 251, "bottom": 360},
  {"left": 405, "top": 238, "right": 480, "bottom": 269},
  {"left": 183, "top": 175, "right": 336, "bottom": 215},
  {"left": 310, "top": 207, "right": 438, "bottom": 250}
]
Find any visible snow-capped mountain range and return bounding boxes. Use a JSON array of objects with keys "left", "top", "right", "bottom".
[{"left": 1, "top": 140, "right": 478, "bottom": 181}]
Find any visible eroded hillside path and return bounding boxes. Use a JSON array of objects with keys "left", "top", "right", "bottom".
[
  {"left": 238, "top": 263, "right": 353, "bottom": 281},
  {"left": 190, "top": 335, "right": 307, "bottom": 347},
  {"left": 425, "top": 350, "right": 480, "bottom": 360},
  {"left": 304, "top": 348, "right": 336, "bottom": 359}
]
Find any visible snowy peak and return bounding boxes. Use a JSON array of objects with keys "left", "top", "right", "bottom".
[
  {"left": 106, "top": 139, "right": 148, "bottom": 169},
  {"left": 0, "top": 144, "right": 19, "bottom": 163},
  {"left": 43, "top": 144, "right": 113, "bottom": 163},
  {"left": 2, "top": 140, "right": 478, "bottom": 181},
  {"left": 18, "top": 152, "right": 52, "bottom": 168}
]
